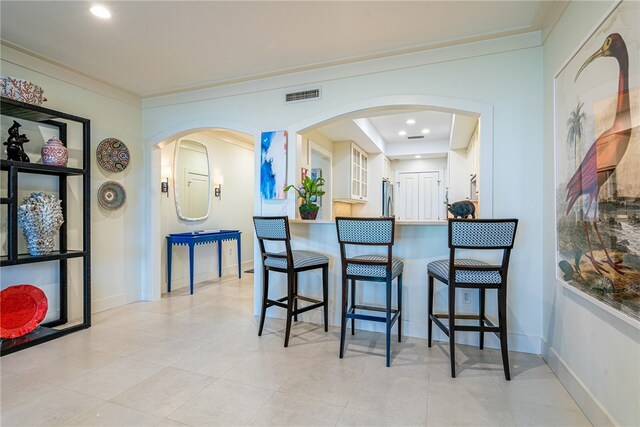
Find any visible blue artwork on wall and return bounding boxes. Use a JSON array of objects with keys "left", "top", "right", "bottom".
[{"left": 260, "top": 131, "right": 287, "bottom": 200}]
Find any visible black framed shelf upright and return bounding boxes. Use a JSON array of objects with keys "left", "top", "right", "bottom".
[{"left": 1, "top": 97, "right": 91, "bottom": 355}]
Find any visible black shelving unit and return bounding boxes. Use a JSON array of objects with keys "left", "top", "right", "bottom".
[{"left": 0, "top": 97, "right": 91, "bottom": 355}]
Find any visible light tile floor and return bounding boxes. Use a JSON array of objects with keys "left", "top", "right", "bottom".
[{"left": 1, "top": 275, "right": 591, "bottom": 427}]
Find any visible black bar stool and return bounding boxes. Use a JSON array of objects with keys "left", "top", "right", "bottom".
[
  {"left": 427, "top": 218, "right": 518, "bottom": 380},
  {"left": 253, "top": 216, "right": 329, "bottom": 347},
  {"left": 335, "top": 216, "right": 403, "bottom": 367}
]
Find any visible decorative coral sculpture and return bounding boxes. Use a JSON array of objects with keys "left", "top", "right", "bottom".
[{"left": 17, "top": 192, "right": 64, "bottom": 256}]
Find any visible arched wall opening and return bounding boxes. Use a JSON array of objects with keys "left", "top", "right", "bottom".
[
  {"left": 253, "top": 94, "right": 494, "bottom": 318},
  {"left": 146, "top": 125, "right": 258, "bottom": 301}
]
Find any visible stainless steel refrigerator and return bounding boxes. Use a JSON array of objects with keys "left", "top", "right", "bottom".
[{"left": 382, "top": 178, "right": 394, "bottom": 217}]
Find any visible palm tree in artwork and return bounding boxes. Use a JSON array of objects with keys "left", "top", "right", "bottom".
[{"left": 566, "top": 101, "right": 586, "bottom": 169}]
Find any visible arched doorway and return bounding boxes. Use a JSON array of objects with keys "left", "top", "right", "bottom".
[
  {"left": 251, "top": 94, "right": 493, "bottom": 317},
  {"left": 146, "top": 125, "right": 258, "bottom": 301}
]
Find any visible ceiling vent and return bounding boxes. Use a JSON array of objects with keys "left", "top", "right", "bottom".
[
  {"left": 284, "top": 88, "right": 321, "bottom": 103},
  {"left": 407, "top": 135, "right": 424, "bottom": 140}
]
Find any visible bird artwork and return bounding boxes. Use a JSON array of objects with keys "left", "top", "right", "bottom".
[{"left": 564, "top": 33, "right": 632, "bottom": 275}]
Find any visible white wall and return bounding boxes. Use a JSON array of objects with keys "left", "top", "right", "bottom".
[
  {"left": 542, "top": 2, "right": 640, "bottom": 426},
  {"left": 1, "top": 45, "right": 144, "bottom": 316},
  {"left": 160, "top": 131, "right": 254, "bottom": 292},
  {"left": 143, "top": 34, "right": 544, "bottom": 354}
]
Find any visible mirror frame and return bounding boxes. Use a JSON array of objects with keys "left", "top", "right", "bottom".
[{"left": 173, "top": 139, "right": 211, "bottom": 221}]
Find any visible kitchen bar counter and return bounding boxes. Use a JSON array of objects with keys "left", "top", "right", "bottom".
[
  {"left": 289, "top": 219, "right": 447, "bottom": 225},
  {"left": 255, "top": 217, "right": 473, "bottom": 344}
]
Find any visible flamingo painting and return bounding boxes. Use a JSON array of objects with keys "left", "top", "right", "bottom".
[
  {"left": 564, "top": 33, "right": 632, "bottom": 274},
  {"left": 555, "top": 1, "right": 639, "bottom": 321}
]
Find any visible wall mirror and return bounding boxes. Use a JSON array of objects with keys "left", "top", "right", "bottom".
[{"left": 174, "top": 139, "right": 210, "bottom": 221}]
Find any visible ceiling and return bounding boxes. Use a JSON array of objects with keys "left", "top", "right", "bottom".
[
  {"left": 313, "top": 108, "right": 479, "bottom": 159},
  {"left": 0, "top": 1, "right": 564, "bottom": 97},
  {"left": 369, "top": 110, "right": 452, "bottom": 144}
]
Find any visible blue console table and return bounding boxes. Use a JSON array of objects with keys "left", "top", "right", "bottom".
[{"left": 166, "top": 230, "right": 242, "bottom": 294}]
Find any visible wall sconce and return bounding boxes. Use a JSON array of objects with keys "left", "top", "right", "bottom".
[
  {"left": 161, "top": 177, "right": 169, "bottom": 197},
  {"left": 161, "top": 165, "right": 172, "bottom": 199},
  {"left": 213, "top": 174, "right": 224, "bottom": 199}
]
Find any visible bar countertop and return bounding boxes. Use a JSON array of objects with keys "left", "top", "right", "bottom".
[{"left": 289, "top": 219, "right": 447, "bottom": 225}]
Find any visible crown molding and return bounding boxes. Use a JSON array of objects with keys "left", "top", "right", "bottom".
[
  {"left": 1, "top": 41, "right": 141, "bottom": 108},
  {"left": 143, "top": 31, "right": 541, "bottom": 110}
]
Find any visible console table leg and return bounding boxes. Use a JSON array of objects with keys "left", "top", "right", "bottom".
[
  {"left": 167, "top": 241, "right": 172, "bottom": 293},
  {"left": 217, "top": 241, "right": 222, "bottom": 278},
  {"left": 237, "top": 238, "right": 242, "bottom": 278},
  {"left": 189, "top": 243, "right": 195, "bottom": 295}
]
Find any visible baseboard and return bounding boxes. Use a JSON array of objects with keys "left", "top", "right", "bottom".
[
  {"left": 542, "top": 339, "right": 616, "bottom": 427},
  {"left": 92, "top": 293, "right": 128, "bottom": 313},
  {"left": 166, "top": 261, "right": 253, "bottom": 291}
]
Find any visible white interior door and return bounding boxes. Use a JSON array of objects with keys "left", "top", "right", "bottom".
[
  {"left": 396, "top": 171, "right": 440, "bottom": 221},
  {"left": 396, "top": 173, "right": 420, "bottom": 220},
  {"left": 419, "top": 172, "right": 439, "bottom": 220}
]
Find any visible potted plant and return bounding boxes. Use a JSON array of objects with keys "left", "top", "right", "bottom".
[{"left": 285, "top": 176, "right": 326, "bottom": 220}]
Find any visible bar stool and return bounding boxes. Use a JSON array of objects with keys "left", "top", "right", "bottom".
[
  {"left": 427, "top": 218, "right": 518, "bottom": 380},
  {"left": 335, "top": 217, "right": 403, "bottom": 367},
  {"left": 253, "top": 216, "right": 329, "bottom": 347}
]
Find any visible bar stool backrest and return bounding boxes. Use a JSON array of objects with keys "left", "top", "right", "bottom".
[
  {"left": 449, "top": 219, "right": 518, "bottom": 249},
  {"left": 335, "top": 217, "right": 395, "bottom": 272},
  {"left": 253, "top": 216, "right": 294, "bottom": 270},
  {"left": 335, "top": 217, "right": 395, "bottom": 245}
]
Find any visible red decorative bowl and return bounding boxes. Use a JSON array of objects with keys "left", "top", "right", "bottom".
[{"left": 0, "top": 285, "right": 48, "bottom": 339}]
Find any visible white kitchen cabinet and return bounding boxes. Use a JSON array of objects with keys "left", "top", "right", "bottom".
[{"left": 333, "top": 141, "right": 368, "bottom": 202}]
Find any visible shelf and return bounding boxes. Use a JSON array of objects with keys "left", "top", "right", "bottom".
[
  {"left": 1, "top": 97, "right": 89, "bottom": 124},
  {"left": 1, "top": 324, "right": 89, "bottom": 356},
  {"left": 0, "top": 160, "right": 84, "bottom": 176},
  {"left": 1, "top": 95, "right": 91, "bottom": 356},
  {"left": 1, "top": 250, "right": 86, "bottom": 267}
]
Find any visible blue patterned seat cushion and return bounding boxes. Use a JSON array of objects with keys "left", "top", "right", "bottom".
[
  {"left": 264, "top": 250, "right": 328, "bottom": 270},
  {"left": 346, "top": 255, "right": 404, "bottom": 279},
  {"left": 427, "top": 259, "right": 501, "bottom": 284}
]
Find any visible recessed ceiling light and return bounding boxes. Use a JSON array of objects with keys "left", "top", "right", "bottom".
[
  {"left": 415, "top": 155, "right": 422, "bottom": 159},
  {"left": 90, "top": 5, "right": 111, "bottom": 19},
  {"left": 398, "top": 130, "right": 407, "bottom": 136},
  {"left": 406, "top": 119, "right": 416, "bottom": 125},
  {"left": 421, "top": 128, "right": 430, "bottom": 134}
]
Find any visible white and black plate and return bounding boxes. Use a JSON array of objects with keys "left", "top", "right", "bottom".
[{"left": 98, "top": 181, "right": 126, "bottom": 210}]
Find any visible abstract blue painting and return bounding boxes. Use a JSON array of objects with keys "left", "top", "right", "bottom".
[{"left": 260, "top": 131, "right": 287, "bottom": 200}]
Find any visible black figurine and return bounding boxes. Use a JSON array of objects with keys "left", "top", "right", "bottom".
[
  {"left": 447, "top": 200, "right": 476, "bottom": 219},
  {"left": 4, "top": 120, "right": 30, "bottom": 162}
]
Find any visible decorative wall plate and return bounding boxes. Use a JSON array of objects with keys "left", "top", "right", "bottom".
[
  {"left": 98, "top": 181, "right": 126, "bottom": 210},
  {"left": 97, "top": 138, "right": 130, "bottom": 172},
  {"left": 0, "top": 285, "right": 48, "bottom": 339}
]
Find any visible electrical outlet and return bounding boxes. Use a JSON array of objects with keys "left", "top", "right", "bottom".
[
  {"left": 227, "top": 247, "right": 232, "bottom": 256},
  {"left": 463, "top": 290, "right": 471, "bottom": 304}
]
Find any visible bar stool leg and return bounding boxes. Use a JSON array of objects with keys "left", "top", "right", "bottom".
[
  {"left": 386, "top": 277, "right": 392, "bottom": 367},
  {"left": 449, "top": 283, "right": 456, "bottom": 378},
  {"left": 322, "top": 265, "right": 329, "bottom": 332},
  {"left": 498, "top": 286, "right": 511, "bottom": 380},
  {"left": 258, "top": 268, "right": 269, "bottom": 336},
  {"left": 427, "top": 275, "right": 434, "bottom": 347},
  {"left": 350, "top": 279, "right": 356, "bottom": 335},
  {"left": 339, "top": 275, "right": 348, "bottom": 358},
  {"left": 479, "top": 288, "right": 486, "bottom": 350},
  {"left": 397, "top": 274, "right": 402, "bottom": 342},
  {"left": 284, "top": 273, "right": 295, "bottom": 348},
  {"left": 293, "top": 272, "right": 299, "bottom": 322}
]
